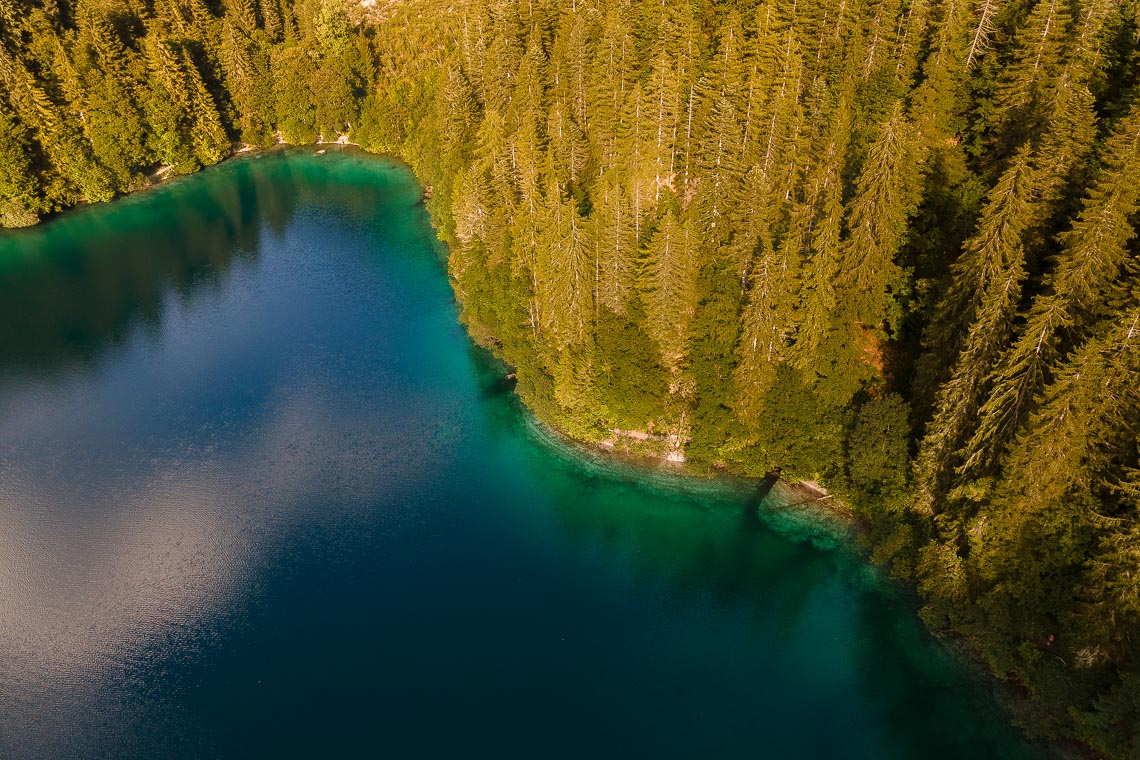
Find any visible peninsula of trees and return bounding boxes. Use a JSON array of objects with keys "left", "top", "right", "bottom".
[{"left": 1, "top": 0, "right": 1138, "bottom": 753}]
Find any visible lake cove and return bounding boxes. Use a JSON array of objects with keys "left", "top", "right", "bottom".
[{"left": 0, "top": 149, "right": 1044, "bottom": 759}]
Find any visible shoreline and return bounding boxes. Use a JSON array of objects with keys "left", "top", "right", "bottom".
[
  {"left": 1, "top": 137, "right": 856, "bottom": 532},
  {"left": 2, "top": 138, "right": 369, "bottom": 234},
  {"left": 4, "top": 145, "right": 1059, "bottom": 757},
  {"left": 516, "top": 405, "right": 857, "bottom": 531},
  {"left": 514, "top": 405, "right": 1053, "bottom": 754}
]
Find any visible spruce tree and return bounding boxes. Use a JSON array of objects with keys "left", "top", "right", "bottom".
[
  {"left": 914, "top": 147, "right": 1036, "bottom": 514},
  {"left": 640, "top": 209, "right": 699, "bottom": 374},
  {"left": 0, "top": 106, "right": 41, "bottom": 226},
  {"left": 961, "top": 102, "right": 1140, "bottom": 476}
]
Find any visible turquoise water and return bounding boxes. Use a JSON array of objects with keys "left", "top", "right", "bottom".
[{"left": 0, "top": 149, "right": 1042, "bottom": 758}]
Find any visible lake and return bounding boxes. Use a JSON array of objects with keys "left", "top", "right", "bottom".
[{"left": 0, "top": 148, "right": 1041, "bottom": 758}]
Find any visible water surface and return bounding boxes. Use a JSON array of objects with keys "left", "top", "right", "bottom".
[{"left": 0, "top": 149, "right": 1041, "bottom": 758}]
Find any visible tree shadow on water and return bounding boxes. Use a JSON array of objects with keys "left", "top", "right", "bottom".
[{"left": 0, "top": 155, "right": 309, "bottom": 382}]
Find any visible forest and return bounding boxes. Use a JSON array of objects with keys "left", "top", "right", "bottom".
[{"left": 1, "top": 0, "right": 1139, "bottom": 753}]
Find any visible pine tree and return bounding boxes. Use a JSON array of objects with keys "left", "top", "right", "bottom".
[
  {"left": 913, "top": 147, "right": 1037, "bottom": 513},
  {"left": 633, "top": 46, "right": 682, "bottom": 214},
  {"left": 587, "top": 2, "right": 634, "bottom": 176},
  {"left": 724, "top": 22, "right": 806, "bottom": 294},
  {"left": 641, "top": 209, "right": 699, "bottom": 373},
  {"left": 546, "top": 96, "right": 588, "bottom": 186},
  {"left": 1020, "top": 0, "right": 1114, "bottom": 214},
  {"left": 792, "top": 103, "right": 850, "bottom": 375},
  {"left": 271, "top": 43, "right": 317, "bottom": 142},
  {"left": 965, "top": 0, "right": 1001, "bottom": 69},
  {"left": 808, "top": 102, "right": 919, "bottom": 406},
  {"left": 836, "top": 102, "right": 919, "bottom": 334},
  {"left": 732, "top": 212, "right": 801, "bottom": 418},
  {"left": 752, "top": 28, "right": 805, "bottom": 205},
  {"left": 960, "top": 103, "right": 1140, "bottom": 476},
  {"left": 537, "top": 169, "right": 593, "bottom": 348},
  {"left": 892, "top": 0, "right": 931, "bottom": 87},
  {"left": 1075, "top": 465, "right": 1140, "bottom": 666},
  {"left": 0, "top": 106, "right": 42, "bottom": 226},
  {"left": 479, "top": 12, "right": 520, "bottom": 116},
  {"left": 0, "top": 44, "right": 116, "bottom": 203},
  {"left": 688, "top": 14, "right": 748, "bottom": 233},
  {"left": 990, "top": 0, "right": 1074, "bottom": 153},
  {"left": 63, "top": 7, "right": 146, "bottom": 188},
  {"left": 259, "top": 0, "right": 286, "bottom": 42},
  {"left": 969, "top": 306, "right": 1140, "bottom": 641},
  {"left": 907, "top": 0, "right": 973, "bottom": 147},
  {"left": 590, "top": 177, "right": 636, "bottom": 315},
  {"left": 859, "top": 0, "right": 906, "bottom": 79},
  {"left": 220, "top": 16, "right": 273, "bottom": 144},
  {"left": 917, "top": 146, "right": 1037, "bottom": 400}
]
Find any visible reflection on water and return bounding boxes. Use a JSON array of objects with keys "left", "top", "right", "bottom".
[
  {"left": 0, "top": 150, "right": 1041, "bottom": 759},
  {"left": 0, "top": 162, "right": 268, "bottom": 376}
]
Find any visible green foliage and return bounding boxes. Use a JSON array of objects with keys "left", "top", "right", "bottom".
[
  {"left": 270, "top": 44, "right": 317, "bottom": 142},
  {"left": 846, "top": 394, "right": 910, "bottom": 501},
  {"left": 0, "top": 106, "right": 42, "bottom": 226},
  {"left": 5, "top": 0, "right": 1140, "bottom": 753}
]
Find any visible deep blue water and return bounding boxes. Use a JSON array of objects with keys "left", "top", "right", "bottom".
[{"left": 0, "top": 149, "right": 1042, "bottom": 758}]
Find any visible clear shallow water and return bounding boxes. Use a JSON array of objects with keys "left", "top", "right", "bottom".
[{"left": 0, "top": 149, "right": 1041, "bottom": 759}]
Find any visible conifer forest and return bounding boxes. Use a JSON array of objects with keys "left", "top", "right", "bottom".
[{"left": 1, "top": 0, "right": 1139, "bottom": 753}]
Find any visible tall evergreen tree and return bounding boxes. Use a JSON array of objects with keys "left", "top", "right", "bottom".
[
  {"left": 961, "top": 102, "right": 1140, "bottom": 476},
  {"left": 0, "top": 106, "right": 42, "bottom": 226},
  {"left": 641, "top": 209, "right": 699, "bottom": 374},
  {"left": 914, "top": 146, "right": 1039, "bottom": 512}
]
